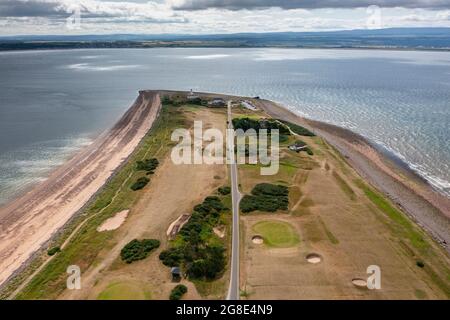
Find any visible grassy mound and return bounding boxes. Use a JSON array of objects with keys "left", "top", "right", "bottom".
[
  {"left": 97, "top": 281, "right": 150, "bottom": 300},
  {"left": 252, "top": 220, "right": 299, "bottom": 248}
]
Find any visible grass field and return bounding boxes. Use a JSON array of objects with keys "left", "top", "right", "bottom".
[
  {"left": 97, "top": 281, "right": 151, "bottom": 300},
  {"left": 12, "top": 105, "right": 185, "bottom": 299},
  {"left": 252, "top": 220, "right": 300, "bottom": 248}
]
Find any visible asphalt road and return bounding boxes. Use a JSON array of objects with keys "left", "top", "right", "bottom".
[{"left": 226, "top": 101, "right": 241, "bottom": 300}]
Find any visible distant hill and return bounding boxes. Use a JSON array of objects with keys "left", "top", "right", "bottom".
[{"left": 1, "top": 28, "right": 449, "bottom": 51}]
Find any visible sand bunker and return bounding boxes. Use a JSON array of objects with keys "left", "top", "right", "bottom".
[
  {"left": 252, "top": 235, "right": 264, "bottom": 245},
  {"left": 352, "top": 278, "right": 367, "bottom": 288},
  {"left": 97, "top": 210, "right": 129, "bottom": 232},
  {"left": 306, "top": 253, "right": 322, "bottom": 264},
  {"left": 213, "top": 226, "right": 225, "bottom": 238}
]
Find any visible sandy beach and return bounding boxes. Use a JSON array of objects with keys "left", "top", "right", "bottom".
[
  {"left": 0, "top": 91, "right": 161, "bottom": 287},
  {"left": 253, "top": 98, "right": 450, "bottom": 251}
]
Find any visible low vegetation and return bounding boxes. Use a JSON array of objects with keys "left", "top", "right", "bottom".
[
  {"left": 120, "top": 239, "right": 160, "bottom": 264},
  {"left": 253, "top": 220, "right": 299, "bottom": 248},
  {"left": 278, "top": 119, "right": 315, "bottom": 136},
  {"left": 130, "top": 177, "right": 150, "bottom": 191},
  {"left": 136, "top": 158, "right": 159, "bottom": 174},
  {"left": 159, "top": 196, "right": 227, "bottom": 280},
  {"left": 291, "top": 140, "right": 314, "bottom": 155},
  {"left": 47, "top": 247, "right": 61, "bottom": 256},
  {"left": 169, "top": 284, "right": 188, "bottom": 300},
  {"left": 218, "top": 186, "right": 231, "bottom": 195},
  {"left": 232, "top": 117, "right": 290, "bottom": 135},
  {"left": 240, "top": 183, "right": 289, "bottom": 213}
]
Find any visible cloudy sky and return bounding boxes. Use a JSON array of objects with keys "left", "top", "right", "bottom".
[{"left": 0, "top": 0, "right": 450, "bottom": 35}]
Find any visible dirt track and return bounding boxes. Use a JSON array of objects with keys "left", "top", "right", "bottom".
[{"left": 0, "top": 91, "right": 161, "bottom": 286}]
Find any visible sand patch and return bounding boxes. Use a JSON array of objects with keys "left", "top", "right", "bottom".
[
  {"left": 352, "top": 278, "right": 367, "bottom": 288},
  {"left": 213, "top": 226, "right": 226, "bottom": 238},
  {"left": 97, "top": 210, "right": 129, "bottom": 232},
  {"left": 306, "top": 253, "right": 322, "bottom": 264},
  {"left": 252, "top": 235, "right": 264, "bottom": 245}
]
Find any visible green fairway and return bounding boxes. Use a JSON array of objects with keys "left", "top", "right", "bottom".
[
  {"left": 252, "top": 220, "right": 299, "bottom": 248},
  {"left": 97, "top": 281, "right": 151, "bottom": 300}
]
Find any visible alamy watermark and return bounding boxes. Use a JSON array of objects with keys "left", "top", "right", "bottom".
[
  {"left": 66, "top": 4, "right": 82, "bottom": 30},
  {"left": 366, "top": 5, "right": 382, "bottom": 29},
  {"left": 66, "top": 265, "right": 81, "bottom": 290},
  {"left": 367, "top": 265, "right": 381, "bottom": 290},
  {"left": 170, "top": 121, "right": 279, "bottom": 175}
]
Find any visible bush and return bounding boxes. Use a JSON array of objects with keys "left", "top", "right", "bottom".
[
  {"left": 305, "top": 147, "right": 314, "bottom": 156},
  {"left": 186, "top": 245, "right": 226, "bottom": 279},
  {"left": 416, "top": 260, "right": 425, "bottom": 268},
  {"left": 136, "top": 158, "right": 159, "bottom": 174},
  {"left": 159, "top": 247, "right": 184, "bottom": 267},
  {"left": 130, "top": 177, "right": 150, "bottom": 191},
  {"left": 120, "top": 239, "right": 160, "bottom": 263},
  {"left": 159, "top": 196, "right": 227, "bottom": 280},
  {"left": 170, "top": 284, "right": 188, "bottom": 300},
  {"left": 218, "top": 186, "right": 231, "bottom": 195},
  {"left": 252, "top": 183, "right": 288, "bottom": 197},
  {"left": 162, "top": 95, "right": 172, "bottom": 105},
  {"left": 47, "top": 246, "right": 61, "bottom": 256},
  {"left": 232, "top": 117, "right": 290, "bottom": 135},
  {"left": 278, "top": 120, "right": 315, "bottom": 136},
  {"left": 279, "top": 134, "right": 289, "bottom": 143},
  {"left": 240, "top": 183, "right": 289, "bottom": 213}
]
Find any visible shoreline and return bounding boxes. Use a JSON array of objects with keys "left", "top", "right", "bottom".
[
  {"left": 1, "top": 89, "right": 449, "bottom": 295},
  {"left": 252, "top": 98, "right": 450, "bottom": 251},
  {"left": 0, "top": 91, "right": 161, "bottom": 287}
]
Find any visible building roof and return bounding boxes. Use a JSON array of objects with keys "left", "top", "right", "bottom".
[{"left": 171, "top": 267, "right": 181, "bottom": 274}]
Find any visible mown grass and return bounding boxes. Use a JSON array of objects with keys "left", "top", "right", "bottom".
[
  {"left": 354, "top": 179, "right": 426, "bottom": 249},
  {"left": 252, "top": 220, "right": 299, "bottom": 248},
  {"left": 97, "top": 281, "right": 151, "bottom": 300},
  {"left": 317, "top": 216, "right": 339, "bottom": 245},
  {"left": 354, "top": 178, "right": 450, "bottom": 297},
  {"left": 14, "top": 105, "right": 185, "bottom": 299},
  {"left": 332, "top": 171, "right": 356, "bottom": 200}
]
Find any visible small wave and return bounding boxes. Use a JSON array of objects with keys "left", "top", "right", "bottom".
[
  {"left": 185, "top": 54, "right": 230, "bottom": 60},
  {"left": 66, "top": 63, "right": 140, "bottom": 71},
  {"left": 0, "top": 136, "right": 93, "bottom": 205}
]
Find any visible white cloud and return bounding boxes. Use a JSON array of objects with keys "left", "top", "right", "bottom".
[{"left": 0, "top": 0, "right": 450, "bottom": 35}]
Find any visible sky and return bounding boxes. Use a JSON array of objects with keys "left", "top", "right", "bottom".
[{"left": 0, "top": 0, "right": 450, "bottom": 35}]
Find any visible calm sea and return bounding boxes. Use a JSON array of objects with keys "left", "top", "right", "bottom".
[{"left": 0, "top": 48, "right": 449, "bottom": 205}]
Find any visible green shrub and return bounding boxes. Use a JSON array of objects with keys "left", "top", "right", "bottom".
[
  {"left": 232, "top": 117, "right": 290, "bottom": 135},
  {"left": 416, "top": 260, "right": 425, "bottom": 268},
  {"left": 120, "top": 239, "right": 160, "bottom": 263},
  {"left": 218, "top": 186, "right": 231, "bottom": 195},
  {"left": 240, "top": 183, "right": 289, "bottom": 213},
  {"left": 136, "top": 158, "right": 159, "bottom": 174},
  {"left": 47, "top": 246, "right": 61, "bottom": 256},
  {"left": 159, "top": 196, "right": 227, "bottom": 280},
  {"left": 162, "top": 95, "right": 172, "bottom": 105},
  {"left": 170, "top": 284, "right": 188, "bottom": 300},
  {"left": 278, "top": 120, "right": 315, "bottom": 136},
  {"left": 159, "top": 247, "right": 184, "bottom": 267},
  {"left": 130, "top": 177, "right": 150, "bottom": 191},
  {"left": 279, "top": 134, "right": 289, "bottom": 143}
]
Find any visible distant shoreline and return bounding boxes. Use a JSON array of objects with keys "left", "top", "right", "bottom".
[{"left": 1, "top": 44, "right": 449, "bottom": 53}]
